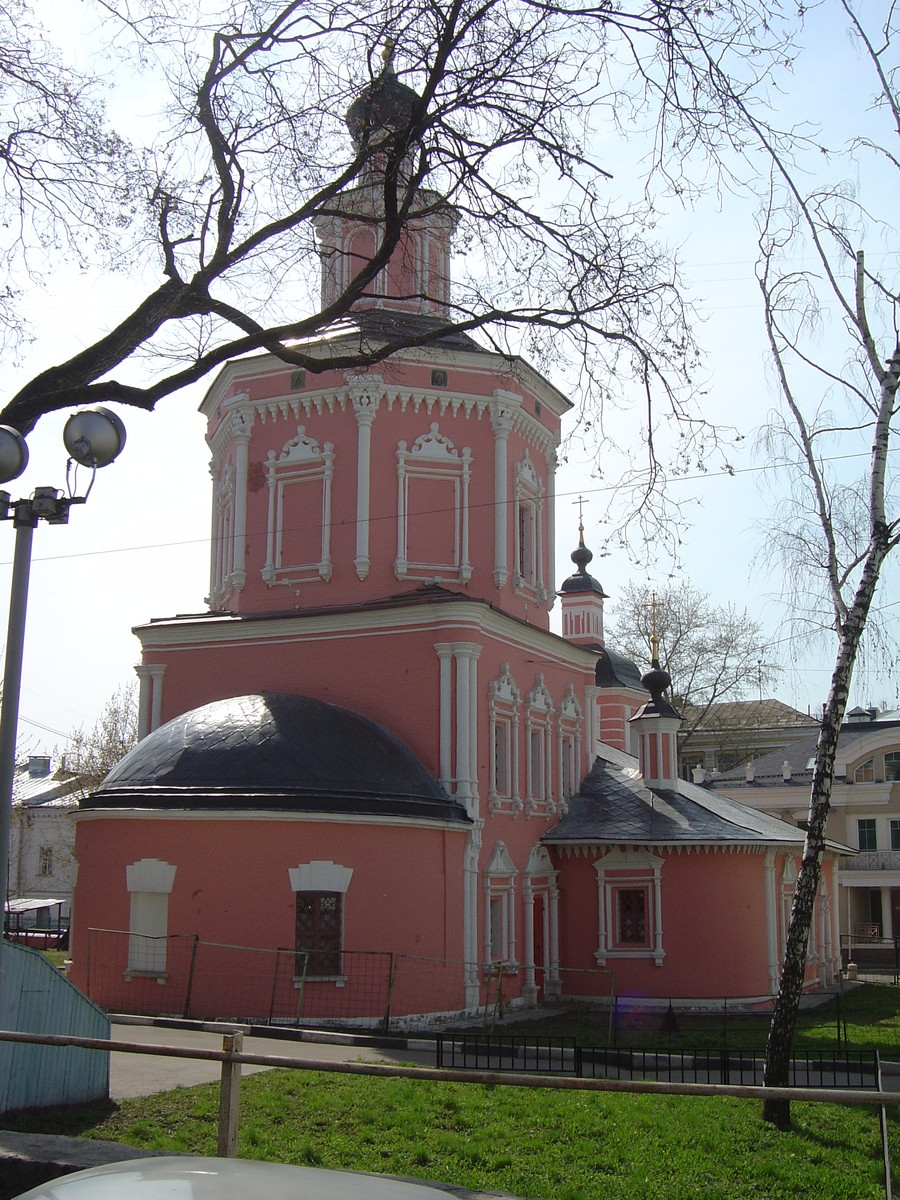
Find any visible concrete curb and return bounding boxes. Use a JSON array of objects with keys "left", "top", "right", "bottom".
[{"left": 110, "top": 1012, "right": 436, "bottom": 1054}]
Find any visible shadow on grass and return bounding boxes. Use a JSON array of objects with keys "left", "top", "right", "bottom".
[{"left": 1, "top": 1099, "right": 120, "bottom": 1138}]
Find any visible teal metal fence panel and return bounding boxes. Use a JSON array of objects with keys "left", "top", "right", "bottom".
[{"left": 0, "top": 941, "right": 109, "bottom": 1113}]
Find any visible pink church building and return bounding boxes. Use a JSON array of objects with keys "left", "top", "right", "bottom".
[{"left": 68, "top": 62, "right": 840, "bottom": 1022}]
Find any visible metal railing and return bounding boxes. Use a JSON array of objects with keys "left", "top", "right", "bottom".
[{"left": 436, "top": 1034, "right": 878, "bottom": 1089}]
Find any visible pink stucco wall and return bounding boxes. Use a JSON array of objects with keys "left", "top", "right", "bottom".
[{"left": 71, "top": 815, "right": 468, "bottom": 1020}]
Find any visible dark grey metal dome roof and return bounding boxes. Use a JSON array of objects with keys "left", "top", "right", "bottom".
[{"left": 85, "top": 693, "right": 469, "bottom": 824}]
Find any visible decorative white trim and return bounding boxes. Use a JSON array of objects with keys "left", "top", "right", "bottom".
[
  {"left": 594, "top": 847, "right": 664, "bottom": 967},
  {"left": 349, "top": 375, "right": 383, "bottom": 580},
  {"left": 513, "top": 450, "right": 545, "bottom": 603},
  {"left": 524, "top": 675, "right": 555, "bottom": 817},
  {"left": 488, "top": 663, "right": 522, "bottom": 816},
  {"left": 545, "top": 446, "right": 558, "bottom": 610},
  {"left": 490, "top": 393, "right": 517, "bottom": 589},
  {"left": 557, "top": 683, "right": 583, "bottom": 811},
  {"left": 523, "top": 843, "right": 560, "bottom": 1000},
  {"left": 209, "top": 458, "right": 235, "bottom": 608},
  {"left": 262, "top": 426, "right": 335, "bottom": 588},
  {"left": 484, "top": 840, "right": 518, "bottom": 969},
  {"left": 126, "top": 858, "right": 176, "bottom": 894},
  {"left": 288, "top": 860, "right": 353, "bottom": 893},
  {"left": 394, "top": 423, "right": 471, "bottom": 583}
]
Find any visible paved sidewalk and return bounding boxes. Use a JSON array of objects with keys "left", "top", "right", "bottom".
[{"left": 110, "top": 1021, "right": 435, "bottom": 1099}]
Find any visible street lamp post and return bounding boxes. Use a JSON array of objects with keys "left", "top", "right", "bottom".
[{"left": 0, "top": 408, "right": 126, "bottom": 970}]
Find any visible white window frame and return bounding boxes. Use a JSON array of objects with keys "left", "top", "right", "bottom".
[
  {"left": 209, "top": 458, "right": 235, "bottom": 608},
  {"left": 488, "top": 664, "right": 522, "bottom": 815},
  {"left": 556, "top": 684, "right": 583, "bottom": 813},
  {"left": 594, "top": 847, "right": 664, "bottom": 967},
  {"left": 125, "top": 858, "right": 177, "bottom": 978},
  {"left": 524, "top": 675, "right": 554, "bottom": 817},
  {"left": 262, "top": 426, "right": 334, "bottom": 588},
  {"left": 483, "top": 841, "right": 518, "bottom": 970},
  {"left": 513, "top": 451, "right": 545, "bottom": 601},
  {"left": 394, "top": 423, "right": 471, "bottom": 583},
  {"left": 288, "top": 860, "right": 353, "bottom": 984}
]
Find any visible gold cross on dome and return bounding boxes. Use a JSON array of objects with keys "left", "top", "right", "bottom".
[
  {"left": 650, "top": 591, "right": 660, "bottom": 663},
  {"left": 573, "top": 494, "right": 585, "bottom": 534}
]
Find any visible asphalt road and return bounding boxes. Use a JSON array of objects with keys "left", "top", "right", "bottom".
[{"left": 110, "top": 1024, "right": 435, "bottom": 1100}]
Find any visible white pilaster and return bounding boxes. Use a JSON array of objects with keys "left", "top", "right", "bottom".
[
  {"left": 490, "top": 395, "right": 515, "bottom": 588},
  {"left": 765, "top": 850, "right": 778, "bottom": 994},
  {"left": 350, "top": 378, "right": 382, "bottom": 580},
  {"left": 584, "top": 685, "right": 599, "bottom": 764},
  {"left": 435, "top": 643, "right": 454, "bottom": 791},
  {"left": 231, "top": 415, "right": 252, "bottom": 591},
  {"left": 545, "top": 446, "right": 558, "bottom": 609},
  {"left": 522, "top": 877, "right": 536, "bottom": 996},
  {"left": 468, "top": 646, "right": 480, "bottom": 808},
  {"left": 148, "top": 664, "right": 167, "bottom": 733},
  {"left": 548, "top": 881, "right": 560, "bottom": 995},
  {"left": 135, "top": 665, "right": 152, "bottom": 741}
]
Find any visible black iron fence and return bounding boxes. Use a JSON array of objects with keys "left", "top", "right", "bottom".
[{"left": 436, "top": 1033, "right": 879, "bottom": 1089}]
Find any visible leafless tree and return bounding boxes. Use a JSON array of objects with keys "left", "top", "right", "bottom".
[
  {"left": 0, "top": 0, "right": 132, "bottom": 349},
  {"left": 0, "top": 0, "right": 797, "bottom": 548},
  {"left": 62, "top": 683, "right": 139, "bottom": 793},
  {"left": 607, "top": 580, "right": 779, "bottom": 745},
  {"left": 737, "top": 0, "right": 900, "bottom": 1128}
]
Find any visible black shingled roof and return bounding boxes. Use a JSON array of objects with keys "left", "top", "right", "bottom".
[
  {"left": 544, "top": 754, "right": 806, "bottom": 847},
  {"left": 85, "top": 693, "right": 469, "bottom": 825}
]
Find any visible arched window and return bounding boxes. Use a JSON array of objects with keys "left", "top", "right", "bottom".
[
  {"left": 525, "top": 675, "right": 554, "bottom": 816},
  {"left": 488, "top": 664, "right": 522, "bottom": 815}
]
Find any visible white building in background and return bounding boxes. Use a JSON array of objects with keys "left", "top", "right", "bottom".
[
  {"left": 713, "top": 708, "right": 900, "bottom": 953},
  {"left": 7, "top": 756, "right": 81, "bottom": 936}
]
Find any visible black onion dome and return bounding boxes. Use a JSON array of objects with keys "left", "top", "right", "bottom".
[
  {"left": 557, "top": 531, "right": 608, "bottom": 597},
  {"left": 634, "top": 660, "right": 681, "bottom": 721},
  {"left": 346, "top": 61, "right": 420, "bottom": 150},
  {"left": 85, "top": 694, "right": 469, "bottom": 824}
]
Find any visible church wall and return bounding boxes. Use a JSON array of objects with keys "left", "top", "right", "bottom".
[
  {"left": 70, "top": 814, "right": 468, "bottom": 1020},
  {"left": 551, "top": 847, "right": 777, "bottom": 1001}
]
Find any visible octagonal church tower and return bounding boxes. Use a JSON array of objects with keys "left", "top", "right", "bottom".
[{"left": 72, "top": 55, "right": 702, "bottom": 1021}]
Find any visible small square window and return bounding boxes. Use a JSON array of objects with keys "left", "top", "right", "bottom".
[
  {"left": 290, "top": 370, "right": 306, "bottom": 390},
  {"left": 858, "top": 819, "right": 877, "bottom": 852}
]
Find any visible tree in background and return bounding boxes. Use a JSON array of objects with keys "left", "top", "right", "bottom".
[
  {"left": 729, "top": 0, "right": 900, "bottom": 1127},
  {"left": 62, "top": 683, "right": 138, "bottom": 794},
  {"left": 0, "top": 0, "right": 798, "bottom": 550},
  {"left": 607, "top": 580, "right": 780, "bottom": 753}
]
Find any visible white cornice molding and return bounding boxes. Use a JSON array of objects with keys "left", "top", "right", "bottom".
[
  {"left": 198, "top": 341, "right": 572, "bottom": 422},
  {"left": 133, "top": 597, "right": 601, "bottom": 670}
]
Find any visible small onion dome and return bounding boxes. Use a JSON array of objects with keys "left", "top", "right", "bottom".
[
  {"left": 346, "top": 51, "right": 420, "bottom": 151},
  {"left": 557, "top": 531, "right": 608, "bottom": 597},
  {"left": 635, "top": 659, "right": 681, "bottom": 721}
]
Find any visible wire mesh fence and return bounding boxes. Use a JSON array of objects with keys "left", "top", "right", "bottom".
[
  {"left": 84, "top": 930, "right": 486, "bottom": 1029},
  {"left": 83, "top": 930, "right": 623, "bottom": 1030}
]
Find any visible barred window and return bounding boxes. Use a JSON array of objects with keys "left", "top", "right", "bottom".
[
  {"left": 38, "top": 846, "right": 53, "bottom": 877},
  {"left": 616, "top": 889, "right": 648, "bottom": 946},
  {"left": 295, "top": 892, "right": 343, "bottom": 976}
]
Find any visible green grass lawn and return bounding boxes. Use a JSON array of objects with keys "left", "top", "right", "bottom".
[
  {"left": 485, "top": 983, "right": 900, "bottom": 1053},
  {"left": 3, "top": 1070, "right": 895, "bottom": 1199},
  {"left": 4, "top": 982, "right": 900, "bottom": 1198}
]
